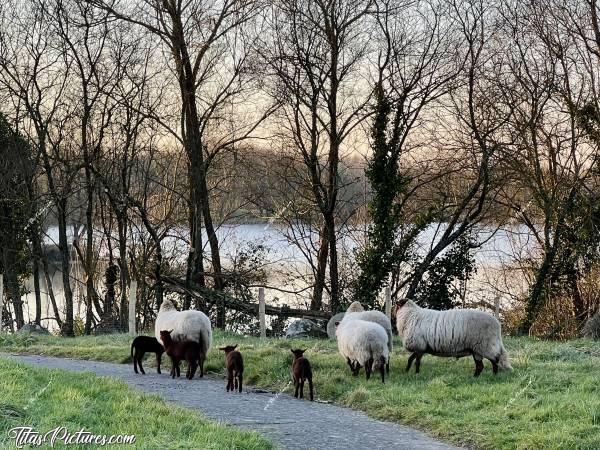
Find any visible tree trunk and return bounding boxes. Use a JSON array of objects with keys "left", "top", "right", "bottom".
[
  {"left": 41, "top": 255, "right": 62, "bottom": 329},
  {"left": 117, "top": 214, "right": 129, "bottom": 330},
  {"left": 84, "top": 167, "right": 96, "bottom": 335},
  {"left": 30, "top": 231, "right": 43, "bottom": 326},
  {"left": 57, "top": 198, "right": 75, "bottom": 336},
  {"left": 1, "top": 259, "right": 23, "bottom": 329},
  {"left": 327, "top": 216, "right": 340, "bottom": 313},
  {"left": 310, "top": 224, "right": 329, "bottom": 311}
]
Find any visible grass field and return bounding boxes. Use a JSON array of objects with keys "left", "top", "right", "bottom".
[
  {"left": 1, "top": 331, "right": 599, "bottom": 449},
  {"left": 0, "top": 356, "right": 274, "bottom": 450}
]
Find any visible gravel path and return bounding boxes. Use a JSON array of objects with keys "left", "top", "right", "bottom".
[{"left": 3, "top": 353, "right": 460, "bottom": 450}]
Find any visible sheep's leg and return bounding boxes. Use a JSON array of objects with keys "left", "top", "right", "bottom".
[
  {"left": 365, "top": 357, "right": 373, "bottom": 380},
  {"left": 308, "top": 378, "right": 314, "bottom": 401},
  {"left": 380, "top": 356, "right": 386, "bottom": 384},
  {"left": 491, "top": 359, "right": 499, "bottom": 375},
  {"left": 406, "top": 353, "right": 416, "bottom": 372},
  {"left": 346, "top": 357, "right": 357, "bottom": 375},
  {"left": 199, "top": 357, "right": 204, "bottom": 378},
  {"left": 473, "top": 355, "right": 484, "bottom": 377},
  {"left": 414, "top": 354, "right": 423, "bottom": 374},
  {"left": 386, "top": 356, "right": 390, "bottom": 374},
  {"left": 156, "top": 353, "right": 162, "bottom": 375},
  {"left": 352, "top": 362, "right": 362, "bottom": 376}
]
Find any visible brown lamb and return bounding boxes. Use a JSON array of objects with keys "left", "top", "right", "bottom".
[
  {"left": 219, "top": 345, "right": 244, "bottom": 393},
  {"left": 159, "top": 330, "right": 203, "bottom": 380},
  {"left": 291, "top": 349, "right": 314, "bottom": 401}
]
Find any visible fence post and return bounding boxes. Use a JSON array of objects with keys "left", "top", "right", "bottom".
[
  {"left": 259, "top": 287, "right": 266, "bottom": 338},
  {"left": 494, "top": 295, "right": 500, "bottom": 319},
  {"left": 385, "top": 286, "right": 392, "bottom": 319},
  {"left": 0, "top": 274, "right": 3, "bottom": 332},
  {"left": 128, "top": 281, "right": 137, "bottom": 336}
]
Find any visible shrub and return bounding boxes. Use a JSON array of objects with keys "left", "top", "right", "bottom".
[{"left": 583, "top": 312, "right": 600, "bottom": 340}]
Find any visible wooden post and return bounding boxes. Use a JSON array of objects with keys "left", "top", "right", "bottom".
[
  {"left": 494, "top": 295, "right": 500, "bottom": 319},
  {"left": 385, "top": 286, "right": 392, "bottom": 319},
  {"left": 128, "top": 281, "right": 137, "bottom": 336},
  {"left": 0, "top": 274, "right": 4, "bottom": 332},
  {"left": 259, "top": 287, "right": 266, "bottom": 338}
]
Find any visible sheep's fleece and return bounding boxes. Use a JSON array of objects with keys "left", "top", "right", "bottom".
[
  {"left": 336, "top": 318, "right": 389, "bottom": 368},
  {"left": 344, "top": 302, "right": 393, "bottom": 354},
  {"left": 155, "top": 299, "right": 212, "bottom": 356},
  {"left": 395, "top": 300, "right": 511, "bottom": 369}
]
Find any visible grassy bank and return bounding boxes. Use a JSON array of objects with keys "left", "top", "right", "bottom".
[
  {"left": 1, "top": 332, "right": 599, "bottom": 449},
  {"left": 0, "top": 357, "right": 274, "bottom": 449}
]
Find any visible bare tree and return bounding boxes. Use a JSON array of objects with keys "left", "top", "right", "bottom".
[{"left": 262, "top": 0, "right": 376, "bottom": 313}]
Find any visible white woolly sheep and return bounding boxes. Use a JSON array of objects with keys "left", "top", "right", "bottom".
[
  {"left": 335, "top": 318, "right": 389, "bottom": 383},
  {"left": 393, "top": 299, "right": 512, "bottom": 377},
  {"left": 155, "top": 299, "right": 212, "bottom": 377},
  {"left": 343, "top": 301, "right": 393, "bottom": 373}
]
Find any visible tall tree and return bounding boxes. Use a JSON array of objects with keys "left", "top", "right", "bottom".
[
  {"left": 93, "top": 0, "right": 270, "bottom": 327},
  {"left": 264, "top": 0, "right": 375, "bottom": 313},
  {"left": 0, "top": 115, "right": 36, "bottom": 329}
]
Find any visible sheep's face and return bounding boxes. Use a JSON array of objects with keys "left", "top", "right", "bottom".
[
  {"left": 219, "top": 345, "right": 238, "bottom": 354},
  {"left": 346, "top": 301, "right": 365, "bottom": 313},
  {"left": 160, "top": 299, "right": 178, "bottom": 312},
  {"left": 290, "top": 349, "right": 307, "bottom": 359}
]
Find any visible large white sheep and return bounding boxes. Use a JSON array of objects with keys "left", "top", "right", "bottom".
[
  {"left": 393, "top": 299, "right": 512, "bottom": 377},
  {"left": 335, "top": 318, "right": 389, "bottom": 383},
  {"left": 343, "top": 301, "right": 393, "bottom": 373},
  {"left": 155, "top": 299, "right": 212, "bottom": 375}
]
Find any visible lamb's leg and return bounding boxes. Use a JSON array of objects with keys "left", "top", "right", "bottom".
[
  {"left": 238, "top": 373, "right": 243, "bottom": 393},
  {"left": 188, "top": 361, "right": 198, "bottom": 380},
  {"left": 227, "top": 371, "right": 233, "bottom": 392},
  {"left": 133, "top": 350, "right": 139, "bottom": 374},
  {"left": 156, "top": 353, "right": 162, "bottom": 375},
  {"left": 414, "top": 353, "right": 423, "bottom": 374},
  {"left": 171, "top": 359, "right": 178, "bottom": 379},
  {"left": 308, "top": 378, "right": 314, "bottom": 401},
  {"left": 294, "top": 380, "right": 299, "bottom": 398},
  {"left": 299, "top": 378, "right": 304, "bottom": 399},
  {"left": 473, "top": 355, "right": 484, "bottom": 377},
  {"left": 406, "top": 353, "right": 416, "bottom": 372},
  {"left": 138, "top": 352, "right": 146, "bottom": 375}
]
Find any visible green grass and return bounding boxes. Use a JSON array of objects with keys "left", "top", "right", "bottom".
[
  {"left": 0, "top": 357, "right": 274, "bottom": 450},
  {"left": 2, "top": 332, "right": 599, "bottom": 449}
]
